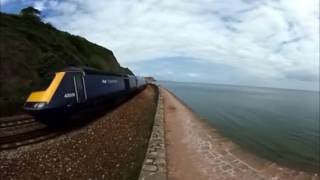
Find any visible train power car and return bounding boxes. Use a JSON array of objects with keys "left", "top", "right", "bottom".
[{"left": 23, "top": 67, "right": 146, "bottom": 118}]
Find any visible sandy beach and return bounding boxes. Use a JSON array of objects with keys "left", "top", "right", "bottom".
[{"left": 161, "top": 87, "right": 319, "bottom": 180}]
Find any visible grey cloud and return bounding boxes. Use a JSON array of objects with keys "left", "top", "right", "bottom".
[
  {"left": 235, "top": 6, "right": 259, "bottom": 14},
  {"left": 221, "top": 16, "right": 242, "bottom": 23},
  {"left": 274, "top": 35, "right": 306, "bottom": 53},
  {"left": 284, "top": 70, "right": 319, "bottom": 82}
]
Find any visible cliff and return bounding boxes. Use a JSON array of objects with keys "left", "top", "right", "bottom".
[{"left": 0, "top": 12, "right": 133, "bottom": 116}]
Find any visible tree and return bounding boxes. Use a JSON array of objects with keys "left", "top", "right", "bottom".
[{"left": 20, "top": 6, "right": 41, "bottom": 17}]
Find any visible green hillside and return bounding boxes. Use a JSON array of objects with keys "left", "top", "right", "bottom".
[{"left": 0, "top": 11, "right": 133, "bottom": 116}]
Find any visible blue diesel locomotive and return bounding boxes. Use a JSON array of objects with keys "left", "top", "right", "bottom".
[{"left": 23, "top": 67, "right": 146, "bottom": 118}]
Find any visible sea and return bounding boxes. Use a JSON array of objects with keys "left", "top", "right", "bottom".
[{"left": 159, "top": 81, "right": 319, "bottom": 171}]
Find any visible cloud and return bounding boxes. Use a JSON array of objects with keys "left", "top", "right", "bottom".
[
  {"left": 284, "top": 69, "right": 319, "bottom": 82},
  {"left": 0, "top": 0, "right": 10, "bottom": 6},
  {"left": 187, "top": 73, "right": 200, "bottom": 78},
  {"left": 127, "top": 57, "right": 318, "bottom": 90},
  {"left": 33, "top": 0, "right": 45, "bottom": 11},
  {"left": 1, "top": 0, "right": 319, "bottom": 90}
]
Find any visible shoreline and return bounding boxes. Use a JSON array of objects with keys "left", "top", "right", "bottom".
[
  {"left": 197, "top": 117, "right": 319, "bottom": 174},
  {"left": 165, "top": 87, "right": 317, "bottom": 173},
  {"left": 161, "top": 86, "right": 318, "bottom": 180}
]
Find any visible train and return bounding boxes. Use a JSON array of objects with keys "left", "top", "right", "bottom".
[{"left": 23, "top": 67, "right": 147, "bottom": 119}]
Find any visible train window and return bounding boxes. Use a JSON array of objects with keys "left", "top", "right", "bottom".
[
  {"left": 75, "top": 75, "right": 83, "bottom": 90},
  {"left": 74, "top": 74, "right": 86, "bottom": 102},
  {"left": 124, "top": 79, "right": 130, "bottom": 90}
]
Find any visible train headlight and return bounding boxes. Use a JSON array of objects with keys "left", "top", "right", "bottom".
[{"left": 33, "top": 102, "right": 46, "bottom": 109}]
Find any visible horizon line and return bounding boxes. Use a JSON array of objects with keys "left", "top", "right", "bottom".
[{"left": 156, "top": 79, "right": 320, "bottom": 92}]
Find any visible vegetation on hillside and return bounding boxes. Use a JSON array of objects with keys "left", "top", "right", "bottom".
[{"left": 0, "top": 8, "right": 133, "bottom": 116}]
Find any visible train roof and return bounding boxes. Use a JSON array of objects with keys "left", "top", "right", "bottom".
[{"left": 62, "top": 66, "right": 130, "bottom": 77}]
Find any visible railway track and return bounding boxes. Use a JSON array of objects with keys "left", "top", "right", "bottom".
[
  {"left": 0, "top": 115, "right": 43, "bottom": 137},
  {"left": 0, "top": 118, "right": 36, "bottom": 128},
  {"left": 0, "top": 115, "right": 34, "bottom": 127},
  {"left": 0, "top": 120, "right": 47, "bottom": 137},
  {"left": 0, "top": 127, "right": 61, "bottom": 150},
  {"left": 0, "top": 115, "right": 62, "bottom": 150},
  {"left": 0, "top": 114, "right": 33, "bottom": 121},
  {"left": 0, "top": 107, "right": 113, "bottom": 150}
]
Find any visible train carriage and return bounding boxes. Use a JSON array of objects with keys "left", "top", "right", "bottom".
[
  {"left": 136, "top": 76, "right": 147, "bottom": 89},
  {"left": 23, "top": 67, "right": 146, "bottom": 118}
]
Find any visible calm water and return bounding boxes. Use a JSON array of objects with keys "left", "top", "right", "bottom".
[{"left": 160, "top": 81, "right": 319, "bottom": 171}]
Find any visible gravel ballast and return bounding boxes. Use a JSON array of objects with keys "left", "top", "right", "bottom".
[{"left": 0, "top": 85, "right": 158, "bottom": 180}]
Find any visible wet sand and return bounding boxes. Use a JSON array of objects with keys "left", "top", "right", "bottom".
[{"left": 161, "top": 87, "right": 319, "bottom": 180}]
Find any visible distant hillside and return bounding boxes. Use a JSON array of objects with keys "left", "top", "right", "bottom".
[{"left": 0, "top": 11, "right": 133, "bottom": 116}]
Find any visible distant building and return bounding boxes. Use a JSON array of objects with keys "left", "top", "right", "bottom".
[{"left": 144, "top": 77, "right": 156, "bottom": 83}]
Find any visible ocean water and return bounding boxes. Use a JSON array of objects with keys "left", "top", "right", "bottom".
[{"left": 160, "top": 81, "right": 319, "bottom": 171}]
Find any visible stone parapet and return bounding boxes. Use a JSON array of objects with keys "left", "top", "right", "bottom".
[{"left": 139, "top": 89, "right": 167, "bottom": 180}]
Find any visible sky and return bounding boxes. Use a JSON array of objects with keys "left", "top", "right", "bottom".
[{"left": 0, "top": 0, "right": 319, "bottom": 91}]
